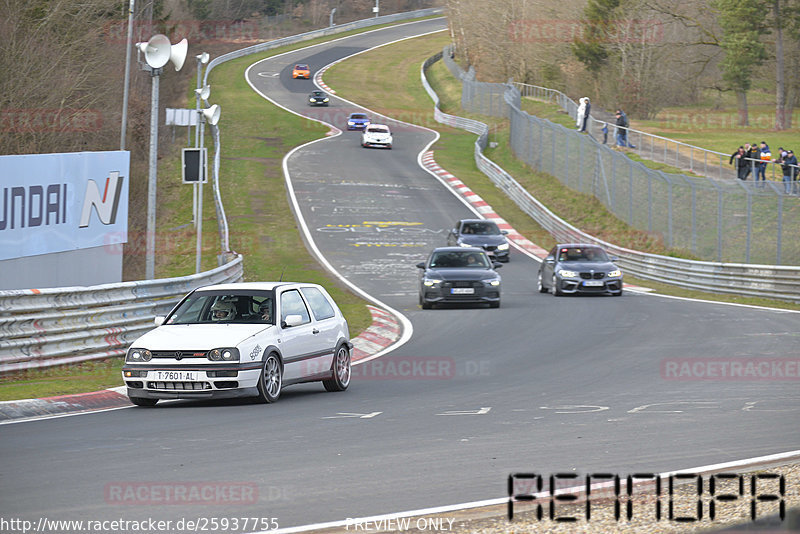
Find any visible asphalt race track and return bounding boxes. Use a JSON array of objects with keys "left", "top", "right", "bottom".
[{"left": 1, "top": 18, "right": 799, "bottom": 531}]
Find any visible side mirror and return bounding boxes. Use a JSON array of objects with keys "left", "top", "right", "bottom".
[
  {"left": 416, "top": 262, "right": 426, "bottom": 269},
  {"left": 154, "top": 316, "right": 165, "bottom": 326},
  {"left": 610, "top": 256, "right": 619, "bottom": 262},
  {"left": 282, "top": 314, "right": 303, "bottom": 328},
  {"left": 545, "top": 256, "right": 554, "bottom": 264},
  {"left": 501, "top": 230, "right": 509, "bottom": 235},
  {"left": 492, "top": 262, "right": 503, "bottom": 269}
]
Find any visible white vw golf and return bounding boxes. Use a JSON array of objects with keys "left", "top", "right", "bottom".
[{"left": 122, "top": 282, "right": 352, "bottom": 406}]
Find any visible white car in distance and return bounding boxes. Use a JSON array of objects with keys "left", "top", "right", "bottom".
[
  {"left": 122, "top": 282, "right": 352, "bottom": 406},
  {"left": 361, "top": 124, "right": 392, "bottom": 149}
]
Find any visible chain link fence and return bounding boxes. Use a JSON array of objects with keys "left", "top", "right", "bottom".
[{"left": 443, "top": 48, "right": 800, "bottom": 266}]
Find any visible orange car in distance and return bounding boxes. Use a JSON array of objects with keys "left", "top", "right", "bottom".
[{"left": 292, "top": 64, "right": 310, "bottom": 79}]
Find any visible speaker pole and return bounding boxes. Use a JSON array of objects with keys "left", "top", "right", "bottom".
[
  {"left": 146, "top": 66, "right": 161, "bottom": 280},
  {"left": 120, "top": 0, "right": 135, "bottom": 150}
]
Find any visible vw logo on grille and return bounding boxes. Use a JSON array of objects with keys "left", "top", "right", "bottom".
[{"left": 174, "top": 352, "right": 183, "bottom": 360}]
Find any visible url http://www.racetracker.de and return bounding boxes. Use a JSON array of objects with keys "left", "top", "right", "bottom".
[{"left": 0, "top": 516, "right": 280, "bottom": 533}]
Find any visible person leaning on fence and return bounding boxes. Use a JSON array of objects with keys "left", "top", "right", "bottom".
[
  {"left": 730, "top": 146, "right": 747, "bottom": 180},
  {"left": 614, "top": 109, "right": 635, "bottom": 148},
  {"left": 756, "top": 141, "right": 771, "bottom": 185},
  {"left": 743, "top": 142, "right": 759, "bottom": 180},
  {"left": 782, "top": 149, "right": 798, "bottom": 195}
]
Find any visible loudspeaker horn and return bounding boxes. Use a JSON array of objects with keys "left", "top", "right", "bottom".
[
  {"left": 195, "top": 85, "right": 211, "bottom": 101},
  {"left": 202, "top": 104, "right": 221, "bottom": 126},
  {"left": 139, "top": 34, "right": 172, "bottom": 69},
  {"left": 170, "top": 38, "right": 189, "bottom": 71}
]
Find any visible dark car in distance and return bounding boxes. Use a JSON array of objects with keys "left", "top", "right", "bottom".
[
  {"left": 447, "top": 219, "right": 510, "bottom": 262},
  {"left": 308, "top": 90, "right": 329, "bottom": 106},
  {"left": 538, "top": 244, "right": 623, "bottom": 296},
  {"left": 417, "top": 247, "right": 502, "bottom": 309}
]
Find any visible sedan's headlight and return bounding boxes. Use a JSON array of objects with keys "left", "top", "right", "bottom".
[
  {"left": 323, "top": 98, "right": 329, "bottom": 102},
  {"left": 608, "top": 269, "right": 622, "bottom": 278},
  {"left": 486, "top": 279, "right": 501, "bottom": 286},
  {"left": 423, "top": 279, "right": 442, "bottom": 287},
  {"left": 558, "top": 269, "right": 578, "bottom": 278},
  {"left": 497, "top": 243, "right": 509, "bottom": 251},
  {"left": 127, "top": 348, "right": 152, "bottom": 362},
  {"left": 208, "top": 348, "right": 240, "bottom": 362}
]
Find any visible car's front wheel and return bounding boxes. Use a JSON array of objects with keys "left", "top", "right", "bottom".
[
  {"left": 537, "top": 271, "right": 548, "bottom": 293},
  {"left": 257, "top": 353, "right": 282, "bottom": 403},
  {"left": 489, "top": 300, "right": 500, "bottom": 308},
  {"left": 551, "top": 274, "right": 563, "bottom": 296},
  {"left": 419, "top": 294, "right": 432, "bottom": 309},
  {"left": 129, "top": 397, "right": 158, "bottom": 407},
  {"left": 323, "top": 344, "right": 351, "bottom": 392}
]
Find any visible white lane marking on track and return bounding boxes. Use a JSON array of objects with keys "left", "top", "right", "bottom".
[
  {"left": 257, "top": 72, "right": 280, "bottom": 77},
  {"left": 322, "top": 412, "right": 383, "bottom": 419},
  {"left": 539, "top": 405, "right": 610, "bottom": 414},
  {"left": 628, "top": 401, "right": 719, "bottom": 414},
  {"left": 436, "top": 407, "right": 491, "bottom": 416}
]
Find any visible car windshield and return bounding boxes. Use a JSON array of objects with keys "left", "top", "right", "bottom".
[
  {"left": 429, "top": 251, "right": 491, "bottom": 269},
  {"left": 557, "top": 247, "right": 609, "bottom": 263},
  {"left": 461, "top": 221, "right": 501, "bottom": 235},
  {"left": 312, "top": 91, "right": 324, "bottom": 96},
  {"left": 165, "top": 290, "right": 275, "bottom": 325},
  {"left": 295, "top": 65, "right": 308, "bottom": 70},
  {"left": 366, "top": 126, "right": 388, "bottom": 133},
  {"left": 350, "top": 114, "right": 367, "bottom": 120}
]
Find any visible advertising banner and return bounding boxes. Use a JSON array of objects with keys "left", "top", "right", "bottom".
[{"left": 0, "top": 151, "right": 129, "bottom": 260}]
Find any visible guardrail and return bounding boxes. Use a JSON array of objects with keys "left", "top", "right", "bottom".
[
  {"left": 422, "top": 49, "right": 800, "bottom": 302},
  {"left": 0, "top": 256, "right": 244, "bottom": 373}
]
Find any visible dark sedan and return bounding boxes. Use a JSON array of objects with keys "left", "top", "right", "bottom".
[
  {"left": 308, "top": 90, "right": 329, "bottom": 106},
  {"left": 447, "top": 219, "right": 510, "bottom": 262},
  {"left": 538, "top": 244, "right": 623, "bottom": 296},
  {"left": 417, "top": 247, "right": 502, "bottom": 309}
]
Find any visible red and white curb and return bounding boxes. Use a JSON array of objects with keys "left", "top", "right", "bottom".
[
  {"left": 0, "top": 307, "right": 402, "bottom": 423},
  {"left": 351, "top": 306, "right": 401, "bottom": 363},
  {"left": 420, "top": 151, "right": 651, "bottom": 291}
]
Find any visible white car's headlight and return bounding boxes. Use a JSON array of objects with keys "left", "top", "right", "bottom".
[
  {"left": 608, "top": 269, "right": 622, "bottom": 278},
  {"left": 423, "top": 279, "right": 442, "bottom": 287},
  {"left": 208, "top": 348, "right": 240, "bottom": 362},
  {"left": 558, "top": 269, "right": 578, "bottom": 278},
  {"left": 497, "top": 243, "right": 509, "bottom": 251},
  {"left": 127, "top": 348, "right": 152, "bottom": 362}
]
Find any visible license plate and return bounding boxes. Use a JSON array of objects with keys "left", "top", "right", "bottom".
[
  {"left": 452, "top": 287, "right": 475, "bottom": 294},
  {"left": 150, "top": 370, "right": 200, "bottom": 381},
  {"left": 583, "top": 280, "right": 604, "bottom": 287}
]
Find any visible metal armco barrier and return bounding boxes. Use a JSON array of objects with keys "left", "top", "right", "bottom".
[
  {"left": 422, "top": 50, "right": 800, "bottom": 303},
  {"left": 0, "top": 256, "right": 243, "bottom": 373}
]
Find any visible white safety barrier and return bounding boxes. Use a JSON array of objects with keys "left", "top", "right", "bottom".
[
  {"left": 421, "top": 51, "right": 800, "bottom": 302},
  {"left": 0, "top": 256, "right": 243, "bottom": 373}
]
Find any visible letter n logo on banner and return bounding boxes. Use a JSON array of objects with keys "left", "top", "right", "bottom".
[{"left": 79, "top": 171, "right": 124, "bottom": 227}]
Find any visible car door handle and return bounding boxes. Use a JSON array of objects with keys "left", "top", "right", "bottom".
[{"left": 312, "top": 328, "right": 319, "bottom": 334}]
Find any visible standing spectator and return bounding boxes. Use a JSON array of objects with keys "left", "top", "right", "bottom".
[
  {"left": 782, "top": 150, "right": 798, "bottom": 194},
  {"left": 601, "top": 122, "right": 609, "bottom": 144},
  {"left": 729, "top": 146, "right": 747, "bottom": 180},
  {"left": 614, "top": 109, "right": 628, "bottom": 147},
  {"left": 576, "top": 97, "right": 591, "bottom": 132},
  {"left": 756, "top": 141, "right": 771, "bottom": 185},
  {"left": 743, "top": 142, "right": 760, "bottom": 181},
  {"left": 576, "top": 98, "right": 587, "bottom": 130}
]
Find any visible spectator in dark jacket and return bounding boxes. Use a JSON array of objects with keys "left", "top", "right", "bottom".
[
  {"left": 730, "top": 146, "right": 747, "bottom": 180},
  {"left": 615, "top": 109, "right": 634, "bottom": 148},
  {"left": 756, "top": 141, "right": 771, "bottom": 184},
  {"left": 742, "top": 143, "right": 760, "bottom": 180},
  {"left": 782, "top": 150, "right": 798, "bottom": 194}
]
